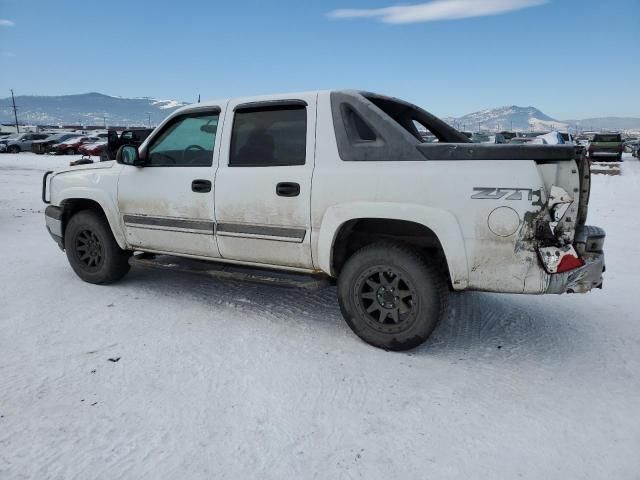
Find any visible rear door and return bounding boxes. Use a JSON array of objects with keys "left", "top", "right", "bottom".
[{"left": 214, "top": 95, "right": 317, "bottom": 269}]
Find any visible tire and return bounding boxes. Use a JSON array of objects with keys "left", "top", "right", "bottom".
[
  {"left": 8, "top": 145, "right": 20, "bottom": 153},
  {"left": 337, "top": 242, "right": 448, "bottom": 351},
  {"left": 64, "top": 210, "right": 131, "bottom": 284},
  {"left": 65, "top": 148, "right": 76, "bottom": 155}
]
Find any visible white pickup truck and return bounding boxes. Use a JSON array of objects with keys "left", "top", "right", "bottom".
[{"left": 43, "top": 90, "right": 605, "bottom": 350}]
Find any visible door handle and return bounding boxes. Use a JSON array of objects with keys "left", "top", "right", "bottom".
[
  {"left": 192, "top": 179, "right": 212, "bottom": 193},
  {"left": 276, "top": 182, "right": 300, "bottom": 197}
]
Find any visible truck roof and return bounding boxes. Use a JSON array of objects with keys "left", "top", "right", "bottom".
[{"left": 175, "top": 90, "right": 335, "bottom": 113}]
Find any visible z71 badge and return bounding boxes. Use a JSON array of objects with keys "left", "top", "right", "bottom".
[{"left": 471, "top": 188, "right": 534, "bottom": 201}]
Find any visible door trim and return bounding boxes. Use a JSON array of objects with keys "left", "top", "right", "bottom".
[
  {"left": 123, "top": 216, "right": 307, "bottom": 243},
  {"left": 123, "top": 215, "right": 215, "bottom": 235},
  {"left": 216, "top": 223, "right": 306, "bottom": 243}
]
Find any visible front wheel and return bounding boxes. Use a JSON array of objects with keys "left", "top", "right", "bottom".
[
  {"left": 65, "top": 148, "right": 76, "bottom": 155},
  {"left": 64, "top": 210, "right": 131, "bottom": 284},
  {"left": 8, "top": 146, "right": 20, "bottom": 153},
  {"left": 337, "top": 242, "right": 448, "bottom": 351}
]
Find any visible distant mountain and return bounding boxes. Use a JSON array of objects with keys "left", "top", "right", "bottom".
[
  {"left": 2, "top": 94, "right": 639, "bottom": 132},
  {"left": 445, "top": 106, "right": 640, "bottom": 132},
  {"left": 445, "top": 106, "right": 566, "bottom": 131},
  {"left": 0, "top": 92, "right": 188, "bottom": 126}
]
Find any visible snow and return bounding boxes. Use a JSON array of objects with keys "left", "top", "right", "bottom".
[
  {"left": 152, "top": 99, "right": 187, "bottom": 110},
  {"left": 1, "top": 153, "right": 639, "bottom": 479}
]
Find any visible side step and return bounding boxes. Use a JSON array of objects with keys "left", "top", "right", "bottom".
[{"left": 130, "top": 254, "right": 332, "bottom": 290}]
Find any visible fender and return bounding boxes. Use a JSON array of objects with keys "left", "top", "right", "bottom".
[
  {"left": 315, "top": 201, "right": 470, "bottom": 289},
  {"left": 51, "top": 169, "right": 127, "bottom": 250}
]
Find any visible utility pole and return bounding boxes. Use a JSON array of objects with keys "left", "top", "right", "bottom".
[
  {"left": 103, "top": 114, "right": 107, "bottom": 129},
  {"left": 145, "top": 112, "right": 151, "bottom": 128},
  {"left": 197, "top": 94, "right": 201, "bottom": 104},
  {"left": 10, "top": 89, "right": 19, "bottom": 133}
]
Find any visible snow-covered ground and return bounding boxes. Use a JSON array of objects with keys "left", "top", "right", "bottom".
[{"left": 1, "top": 153, "right": 639, "bottom": 479}]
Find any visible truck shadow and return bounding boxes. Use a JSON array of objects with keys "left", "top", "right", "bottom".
[{"left": 123, "top": 266, "right": 591, "bottom": 363}]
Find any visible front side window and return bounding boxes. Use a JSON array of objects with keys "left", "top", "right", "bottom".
[
  {"left": 229, "top": 105, "right": 306, "bottom": 167},
  {"left": 147, "top": 112, "right": 219, "bottom": 167}
]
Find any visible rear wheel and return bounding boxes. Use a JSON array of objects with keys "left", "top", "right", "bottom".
[
  {"left": 65, "top": 148, "right": 76, "bottom": 155},
  {"left": 337, "top": 242, "right": 448, "bottom": 351},
  {"left": 8, "top": 145, "right": 20, "bottom": 153},
  {"left": 64, "top": 210, "right": 131, "bottom": 284}
]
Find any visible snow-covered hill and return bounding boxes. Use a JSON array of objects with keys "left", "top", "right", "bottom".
[
  {"left": 2, "top": 94, "right": 639, "bottom": 131},
  {"left": 445, "top": 106, "right": 567, "bottom": 131},
  {"left": 0, "top": 92, "right": 189, "bottom": 126},
  {"left": 445, "top": 105, "right": 640, "bottom": 132}
]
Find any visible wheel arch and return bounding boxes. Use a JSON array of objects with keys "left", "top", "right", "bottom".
[
  {"left": 316, "top": 202, "right": 469, "bottom": 289},
  {"left": 58, "top": 197, "right": 127, "bottom": 249}
]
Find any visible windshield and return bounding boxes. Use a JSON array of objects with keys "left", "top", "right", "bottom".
[{"left": 593, "top": 134, "right": 621, "bottom": 142}]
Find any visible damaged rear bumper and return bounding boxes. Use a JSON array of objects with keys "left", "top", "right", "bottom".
[{"left": 546, "top": 225, "right": 605, "bottom": 294}]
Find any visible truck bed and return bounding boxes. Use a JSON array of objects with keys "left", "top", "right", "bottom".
[{"left": 417, "top": 144, "right": 576, "bottom": 162}]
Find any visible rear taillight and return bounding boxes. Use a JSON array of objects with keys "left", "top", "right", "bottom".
[
  {"left": 556, "top": 254, "right": 584, "bottom": 273},
  {"left": 539, "top": 245, "right": 585, "bottom": 274}
]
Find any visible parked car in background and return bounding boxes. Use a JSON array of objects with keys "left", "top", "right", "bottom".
[
  {"left": 533, "top": 131, "right": 565, "bottom": 145},
  {"left": 0, "top": 134, "right": 18, "bottom": 151},
  {"left": 101, "top": 128, "right": 153, "bottom": 161},
  {"left": 2, "top": 132, "right": 50, "bottom": 153},
  {"left": 31, "top": 133, "right": 80, "bottom": 154},
  {"left": 489, "top": 133, "right": 508, "bottom": 144},
  {"left": 519, "top": 132, "right": 548, "bottom": 139},
  {"left": 499, "top": 131, "right": 517, "bottom": 141},
  {"left": 509, "top": 137, "right": 535, "bottom": 144},
  {"left": 560, "top": 133, "right": 575, "bottom": 144},
  {"left": 50, "top": 136, "right": 101, "bottom": 155},
  {"left": 470, "top": 132, "right": 491, "bottom": 143},
  {"left": 623, "top": 137, "right": 639, "bottom": 153},
  {"left": 78, "top": 141, "right": 107, "bottom": 156},
  {"left": 589, "top": 133, "right": 624, "bottom": 161}
]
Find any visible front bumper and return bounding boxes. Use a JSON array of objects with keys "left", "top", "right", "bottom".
[
  {"left": 45, "top": 205, "right": 64, "bottom": 250},
  {"left": 547, "top": 225, "right": 605, "bottom": 294}
]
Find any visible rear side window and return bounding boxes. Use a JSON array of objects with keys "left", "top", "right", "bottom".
[
  {"left": 342, "top": 104, "right": 377, "bottom": 142},
  {"left": 230, "top": 105, "right": 307, "bottom": 167}
]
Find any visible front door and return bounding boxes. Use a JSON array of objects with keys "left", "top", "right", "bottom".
[
  {"left": 214, "top": 95, "right": 317, "bottom": 269},
  {"left": 117, "top": 108, "right": 223, "bottom": 258}
]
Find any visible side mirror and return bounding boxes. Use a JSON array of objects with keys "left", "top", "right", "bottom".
[{"left": 116, "top": 145, "right": 144, "bottom": 166}]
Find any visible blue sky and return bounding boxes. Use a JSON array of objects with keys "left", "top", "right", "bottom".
[{"left": 0, "top": 0, "right": 638, "bottom": 119}]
